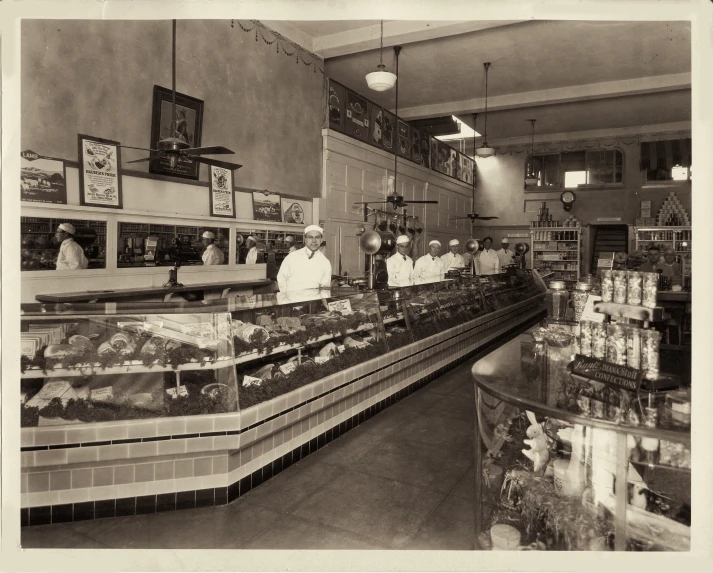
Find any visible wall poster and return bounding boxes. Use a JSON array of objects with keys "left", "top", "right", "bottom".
[
  {"left": 369, "top": 103, "right": 384, "bottom": 147},
  {"left": 327, "top": 79, "right": 346, "bottom": 132},
  {"left": 410, "top": 127, "right": 422, "bottom": 164},
  {"left": 209, "top": 166, "right": 235, "bottom": 218},
  {"left": 396, "top": 120, "right": 410, "bottom": 159},
  {"left": 382, "top": 109, "right": 396, "bottom": 152},
  {"left": 344, "top": 89, "right": 369, "bottom": 142},
  {"left": 21, "top": 150, "right": 67, "bottom": 204},
  {"left": 252, "top": 190, "right": 283, "bottom": 222},
  {"left": 281, "top": 198, "right": 312, "bottom": 225},
  {"left": 77, "top": 134, "right": 123, "bottom": 209}
]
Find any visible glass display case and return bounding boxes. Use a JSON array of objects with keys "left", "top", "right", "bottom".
[
  {"left": 21, "top": 216, "right": 107, "bottom": 271},
  {"left": 473, "top": 327, "right": 690, "bottom": 551}
]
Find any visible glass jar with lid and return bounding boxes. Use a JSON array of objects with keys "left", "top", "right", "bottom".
[
  {"left": 546, "top": 280, "right": 569, "bottom": 321},
  {"left": 572, "top": 280, "right": 593, "bottom": 322}
]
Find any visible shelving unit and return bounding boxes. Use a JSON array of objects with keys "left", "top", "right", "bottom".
[
  {"left": 530, "top": 227, "right": 581, "bottom": 288},
  {"left": 236, "top": 229, "right": 304, "bottom": 264},
  {"left": 634, "top": 226, "right": 692, "bottom": 277}
]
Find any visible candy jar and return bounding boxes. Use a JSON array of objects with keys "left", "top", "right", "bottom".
[
  {"left": 546, "top": 280, "right": 569, "bottom": 321},
  {"left": 612, "top": 270, "right": 627, "bottom": 304},
  {"left": 641, "top": 329, "right": 662, "bottom": 381},
  {"left": 600, "top": 270, "right": 613, "bottom": 302},
  {"left": 642, "top": 272, "right": 658, "bottom": 309},
  {"left": 592, "top": 322, "right": 607, "bottom": 359},
  {"left": 579, "top": 320, "right": 593, "bottom": 357},
  {"left": 606, "top": 323, "right": 627, "bottom": 365},
  {"left": 626, "top": 271, "right": 643, "bottom": 306},
  {"left": 625, "top": 326, "right": 642, "bottom": 369},
  {"left": 572, "top": 281, "right": 593, "bottom": 322}
]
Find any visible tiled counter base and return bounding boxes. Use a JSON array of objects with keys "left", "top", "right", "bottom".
[{"left": 21, "top": 296, "right": 545, "bottom": 526}]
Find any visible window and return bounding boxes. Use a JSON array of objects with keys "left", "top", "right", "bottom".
[
  {"left": 525, "top": 148, "right": 623, "bottom": 189},
  {"left": 640, "top": 138, "right": 692, "bottom": 182}
]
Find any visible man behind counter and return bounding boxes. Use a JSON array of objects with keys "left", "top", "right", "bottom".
[
  {"left": 478, "top": 236, "right": 501, "bottom": 275},
  {"left": 55, "top": 223, "right": 89, "bottom": 270},
  {"left": 658, "top": 247, "right": 682, "bottom": 278},
  {"left": 276, "top": 225, "right": 332, "bottom": 293},
  {"left": 496, "top": 238, "right": 515, "bottom": 270},
  {"left": 201, "top": 231, "right": 225, "bottom": 266},
  {"left": 639, "top": 246, "right": 661, "bottom": 273},
  {"left": 387, "top": 235, "right": 414, "bottom": 287},
  {"left": 413, "top": 240, "right": 445, "bottom": 284},
  {"left": 441, "top": 239, "right": 465, "bottom": 272},
  {"left": 245, "top": 235, "right": 259, "bottom": 265}
]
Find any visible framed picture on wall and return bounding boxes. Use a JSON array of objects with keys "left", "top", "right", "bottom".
[
  {"left": 253, "top": 190, "right": 283, "bottom": 222},
  {"left": 281, "top": 198, "right": 312, "bottom": 225},
  {"left": 21, "top": 150, "right": 67, "bottom": 204},
  {"left": 369, "top": 103, "right": 384, "bottom": 147},
  {"left": 410, "top": 127, "right": 422, "bottom": 164},
  {"left": 149, "top": 85, "right": 204, "bottom": 180},
  {"left": 209, "top": 166, "right": 235, "bottom": 218},
  {"left": 396, "top": 119, "right": 410, "bottom": 159},
  {"left": 382, "top": 109, "right": 396, "bottom": 152},
  {"left": 344, "top": 89, "right": 369, "bottom": 142},
  {"left": 327, "top": 79, "right": 346, "bottom": 132},
  {"left": 429, "top": 136, "right": 438, "bottom": 172},
  {"left": 77, "top": 134, "right": 123, "bottom": 209}
]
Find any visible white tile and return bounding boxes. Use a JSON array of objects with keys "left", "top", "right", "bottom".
[
  {"left": 88, "top": 485, "right": 119, "bottom": 502},
  {"left": 214, "top": 412, "right": 241, "bottom": 432},
  {"left": 145, "top": 479, "right": 177, "bottom": 495},
  {"left": 27, "top": 490, "right": 60, "bottom": 507},
  {"left": 57, "top": 487, "right": 91, "bottom": 504},
  {"left": 114, "top": 481, "right": 148, "bottom": 498}
]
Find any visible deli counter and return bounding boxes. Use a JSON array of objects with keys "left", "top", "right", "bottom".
[{"left": 20, "top": 271, "right": 546, "bottom": 526}]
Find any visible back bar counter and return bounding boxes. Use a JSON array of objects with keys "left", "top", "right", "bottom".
[{"left": 20, "top": 271, "right": 546, "bottom": 526}]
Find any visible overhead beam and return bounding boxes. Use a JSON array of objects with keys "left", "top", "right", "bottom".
[
  {"left": 398, "top": 73, "right": 692, "bottom": 121},
  {"left": 312, "top": 21, "right": 525, "bottom": 59}
]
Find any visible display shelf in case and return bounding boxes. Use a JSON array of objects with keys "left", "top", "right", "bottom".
[{"left": 472, "top": 328, "right": 690, "bottom": 552}]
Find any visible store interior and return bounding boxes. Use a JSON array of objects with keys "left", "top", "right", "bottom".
[{"left": 14, "top": 17, "right": 695, "bottom": 554}]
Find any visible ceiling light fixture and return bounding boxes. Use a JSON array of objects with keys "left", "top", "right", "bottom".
[
  {"left": 365, "top": 21, "right": 397, "bottom": 91},
  {"left": 475, "top": 62, "right": 495, "bottom": 158},
  {"left": 525, "top": 119, "right": 540, "bottom": 186}
]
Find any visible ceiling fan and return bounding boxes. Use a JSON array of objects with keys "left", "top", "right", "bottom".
[
  {"left": 354, "top": 193, "right": 438, "bottom": 211},
  {"left": 121, "top": 20, "right": 243, "bottom": 172},
  {"left": 449, "top": 113, "right": 498, "bottom": 223}
]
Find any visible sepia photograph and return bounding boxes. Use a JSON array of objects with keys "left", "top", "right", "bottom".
[{"left": 2, "top": 1, "right": 713, "bottom": 571}]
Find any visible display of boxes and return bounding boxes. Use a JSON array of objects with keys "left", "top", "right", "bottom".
[
  {"left": 640, "top": 208, "right": 651, "bottom": 218},
  {"left": 640, "top": 200, "right": 652, "bottom": 210}
]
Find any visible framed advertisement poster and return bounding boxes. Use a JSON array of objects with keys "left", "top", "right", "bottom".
[
  {"left": 253, "top": 190, "right": 283, "bottom": 222},
  {"left": 369, "top": 103, "right": 384, "bottom": 147},
  {"left": 21, "top": 150, "right": 67, "bottom": 204},
  {"left": 78, "top": 134, "right": 123, "bottom": 209},
  {"left": 410, "top": 127, "right": 422, "bottom": 164},
  {"left": 149, "top": 85, "right": 204, "bottom": 180},
  {"left": 382, "top": 109, "right": 396, "bottom": 152},
  {"left": 420, "top": 131, "right": 431, "bottom": 169},
  {"left": 429, "top": 136, "right": 438, "bottom": 172},
  {"left": 396, "top": 119, "right": 410, "bottom": 159},
  {"left": 344, "top": 89, "right": 369, "bottom": 142},
  {"left": 327, "top": 79, "right": 346, "bottom": 132},
  {"left": 209, "top": 166, "right": 235, "bottom": 218},
  {"left": 281, "top": 198, "right": 312, "bottom": 225}
]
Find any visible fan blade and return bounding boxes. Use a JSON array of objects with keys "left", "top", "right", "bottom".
[
  {"left": 119, "top": 145, "right": 160, "bottom": 152},
  {"left": 183, "top": 146, "right": 235, "bottom": 156},
  {"left": 353, "top": 201, "right": 392, "bottom": 205},
  {"left": 127, "top": 156, "right": 160, "bottom": 164},
  {"left": 448, "top": 216, "right": 474, "bottom": 221},
  {"left": 194, "top": 157, "right": 243, "bottom": 170},
  {"left": 475, "top": 216, "right": 499, "bottom": 220},
  {"left": 404, "top": 200, "right": 439, "bottom": 204}
]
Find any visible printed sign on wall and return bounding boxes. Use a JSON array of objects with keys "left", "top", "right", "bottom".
[
  {"left": 78, "top": 134, "right": 123, "bottom": 209},
  {"left": 209, "top": 166, "right": 235, "bottom": 218},
  {"left": 21, "top": 150, "right": 67, "bottom": 204},
  {"left": 252, "top": 190, "right": 283, "bottom": 222}
]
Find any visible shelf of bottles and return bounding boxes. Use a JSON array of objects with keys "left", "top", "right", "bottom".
[
  {"left": 634, "top": 226, "right": 691, "bottom": 277},
  {"left": 21, "top": 216, "right": 107, "bottom": 271},
  {"left": 531, "top": 228, "right": 581, "bottom": 287},
  {"left": 236, "top": 230, "right": 304, "bottom": 265}
]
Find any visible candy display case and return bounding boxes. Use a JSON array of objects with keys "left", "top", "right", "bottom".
[
  {"left": 473, "top": 328, "right": 691, "bottom": 551},
  {"left": 20, "top": 302, "right": 240, "bottom": 427}
]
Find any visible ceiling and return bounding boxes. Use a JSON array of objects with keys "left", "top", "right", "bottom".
[{"left": 282, "top": 19, "right": 691, "bottom": 141}]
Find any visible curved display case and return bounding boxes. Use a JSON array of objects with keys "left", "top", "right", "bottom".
[{"left": 472, "top": 328, "right": 690, "bottom": 551}]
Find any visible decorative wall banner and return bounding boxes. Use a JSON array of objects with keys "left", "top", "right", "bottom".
[
  {"left": 382, "top": 109, "right": 396, "bottom": 152},
  {"left": 252, "top": 190, "right": 283, "bottom": 222},
  {"left": 344, "top": 89, "right": 369, "bottom": 142},
  {"left": 396, "top": 120, "right": 410, "bottom": 159},
  {"left": 569, "top": 354, "right": 643, "bottom": 392},
  {"left": 327, "top": 81, "right": 345, "bottom": 131},
  {"left": 281, "top": 198, "right": 311, "bottom": 225},
  {"left": 21, "top": 150, "right": 67, "bottom": 204},
  {"left": 77, "top": 135, "right": 123, "bottom": 209},
  {"left": 410, "top": 126, "right": 422, "bottom": 164},
  {"left": 369, "top": 104, "right": 384, "bottom": 147},
  {"left": 209, "top": 166, "right": 235, "bottom": 218},
  {"left": 150, "top": 85, "right": 204, "bottom": 180}
]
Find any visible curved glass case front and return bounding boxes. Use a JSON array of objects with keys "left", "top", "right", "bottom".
[{"left": 473, "top": 328, "right": 690, "bottom": 552}]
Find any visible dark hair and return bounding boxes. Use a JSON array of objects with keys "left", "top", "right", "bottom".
[
  {"left": 647, "top": 245, "right": 660, "bottom": 253},
  {"left": 483, "top": 236, "right": 493, "bottom": 243}
]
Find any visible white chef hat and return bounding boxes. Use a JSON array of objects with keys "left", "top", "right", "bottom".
[
  {"left": 246, "top": 235, "right": 257, "bottom": 243},
  {"left": 501, "top": 237, "right": 510, "bottom": 243},
  {"left": 304, "top": 225, "right": 324, "bottom": 236},
  {"left": 429, "top": 240, "right": 441, "bottom": 247},
  {"left": 396, "top": 235, "right": 410, "bottom": 245},
  {"left": 284, "top": 235, "right": 295, "bottom": 242},
  {"left": 202, "top": 231, "right": 215, "bottom": 239},
  {"left": 449, "top": 239, "right": 459, "bottom": 246},
  {"left": 58, "top": 223, "right": 76, "bottom": 235}
]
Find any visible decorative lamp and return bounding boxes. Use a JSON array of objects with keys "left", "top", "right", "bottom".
[
  {"left": 475, "top": 62, "right": 496, "bottom": 158},
  {"left": 365, "top": 21, "right": 397, "bottom": 91}
]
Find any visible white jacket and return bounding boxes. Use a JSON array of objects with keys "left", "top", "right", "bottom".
[
  {"left": 277, "top": 247, "right": 332, "bottom": 292},
  {"left": 202, "top": 244, "right": 225, "bottom": 266},
  {"left": 413, "top": 254, "right": 445, "bottom": 285},
  {"left": 387, "top": 253, "right": 414, "bottom": 287},
  {"left": 56, "top": 238, "right": 88, "bottom": 270},
  {"left": 496, "top": 248, "right": 514, "bottom": 269},
  {"left": 478, "top": 249, "right": 501, "bottom": 275},
  {"left": 440, "top": 252, "right": 465, "bottom": 272},
  {"left": 245, "top": 246, "right": 258, "bottom": 265}
]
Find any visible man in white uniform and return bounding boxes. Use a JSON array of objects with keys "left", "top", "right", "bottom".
[
  {"left": 245, "top": 236, "right": 259, "bottom": 265},
  {"left": 201, "top": 231, "right": 225, "bottom": 265},
  {"left": 478, "top": 237, "right": 501, "bottom": 275},
  {"left": 55, "top": 223, "right": 88, "bottom": 270},
  {"left": 496, "top": 238, "right": 515, "bottom": 270},
  {"left": 441, "top": 239, "right": 465, "bottom": 272},
  {"left": 277, "top": 225, "right": 332, "bottom": 293},
  {"left": 387, "top": 235, "right": 414, "bottom": 287},
  {"left": 413, "top": 240, "right": 445, "bottom": 285},
  {"left": 285, "top": 235, "right": 297, "bottom": 253}
]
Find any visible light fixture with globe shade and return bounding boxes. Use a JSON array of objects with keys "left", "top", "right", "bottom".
[
  {"left": 365, "top": 21, "right": 397, "bottom": 92},
  {"left": 475, "top": 62, "right": 496, "bottom": 158}
]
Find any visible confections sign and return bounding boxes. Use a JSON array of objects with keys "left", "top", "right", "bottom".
[
  {"left": 78, "top": 135, "right": 123, "bottom": 208},
  {"left": 569, "top": 354, "right": 643, "bottom": 392},
  {"left": 209, "top": 166, "right": 235, "bottom": 218}
]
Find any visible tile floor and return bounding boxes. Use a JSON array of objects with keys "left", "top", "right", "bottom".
[{"left": 21, "top": 360, "right": 478, "bottom": 550}]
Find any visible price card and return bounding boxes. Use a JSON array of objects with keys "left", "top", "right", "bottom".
[
  {"left": 242, "top": 375, "right": 262, "bottom": 388},
  {"left": 315, "top": 356, "right": 332, "bottom": 365},
  {"left": 279, "top": 362, "right": 297, "bottom": 376},
  {"left": 327, "top": 299, "right": 352, "bottom": 315},
  {"left": 91, "top": 386, "right": 114, "bottom": 402},
  {"left": 166, "top": 385, "right": 189, "bottom": 399},
  {"left": 21, "top": 337, "right": 38, "bottom": 358},
  {"left": 580, "top": 295, "right": 606, "bottom": 323}
]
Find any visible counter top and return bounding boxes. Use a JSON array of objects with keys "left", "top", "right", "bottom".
[
  {"left": 35, "top": 279, "right": 274, "bottom": 303},
  {"left": 657, "top": 291, "right": 691, "bottom": 302},
  {"left": 471, "top": 327, "right": 690, "bottom": 444}
]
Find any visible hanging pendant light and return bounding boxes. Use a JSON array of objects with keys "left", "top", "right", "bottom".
[
  {"left": 525, "top": 119, "right": 540, "bottom": 186},
  {"left": 366, "top": 21, "right": 397, "bottom": 91},
  {"left": 475, "top": 62, "right": 496, "bottom": 158}
]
